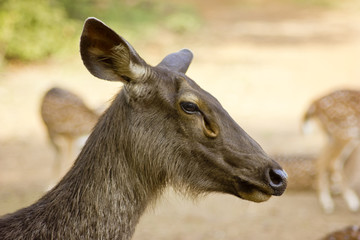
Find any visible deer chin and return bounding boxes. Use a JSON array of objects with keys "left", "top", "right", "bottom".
[
  {"left": 238, "top": 190, "right": 272, "bottom": 203},
  {"left": 233, "top": 177, "right": 272, "bottom": 203}
]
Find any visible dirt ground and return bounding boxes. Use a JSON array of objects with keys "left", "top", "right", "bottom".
[{"left": 1, "top": 1, "right": 360, "bottom": 239}]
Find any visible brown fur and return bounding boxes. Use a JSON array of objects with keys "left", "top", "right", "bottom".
[
  {"left": 0, "top": 18, "right": 287, "bottom": 240},
  {"left": 322, "top": 225, "right": 360, "bottom": 240}
]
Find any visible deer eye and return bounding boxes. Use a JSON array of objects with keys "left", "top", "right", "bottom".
[{"left": 180, "top": 102, "right": 200, "bottom": 114}]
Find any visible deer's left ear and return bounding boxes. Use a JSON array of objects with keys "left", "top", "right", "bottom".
[{"left": 80, "top": 17, "right": 148, "bottom": 84}]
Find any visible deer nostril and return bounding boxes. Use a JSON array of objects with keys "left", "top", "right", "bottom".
[{"left": 267, "top": 168, "right": 288, "bottom": 196}]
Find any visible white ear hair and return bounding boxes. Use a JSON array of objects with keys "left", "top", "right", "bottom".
[{"left": 129, "top": 61, "right": 148, "bottom": 79}]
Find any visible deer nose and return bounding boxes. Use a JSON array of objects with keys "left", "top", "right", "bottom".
[{"left": 266, "top": 168, "right": 288, "bottom": 196}]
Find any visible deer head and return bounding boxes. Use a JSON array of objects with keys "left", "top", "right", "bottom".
[{"left": 80, "top": 17, "right": 287, "bottom": 203}]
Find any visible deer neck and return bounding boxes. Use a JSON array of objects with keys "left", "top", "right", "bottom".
[{"left": 43, "top": 92, "right": 167, "bottom": 239}]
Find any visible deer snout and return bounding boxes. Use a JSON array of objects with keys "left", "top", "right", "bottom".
[{"left": 266, "top": 168, "right": 288, "bottom": 196}]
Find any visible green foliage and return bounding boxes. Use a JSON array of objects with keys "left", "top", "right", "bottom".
[
  {"left": 0, "top": 0, "right": 78, "bottom": 62},
  {"left": 163, "top": 6, "right": 202, "bottom": 34},
  {"left": 0, "top": 0, "right": 202, "bottom": 64},
  {"left": 278, "top": 0, "right": 340, "bottom": 7},
  {"left": 58, "top": 0, "right": 203, "bottom": 38}
]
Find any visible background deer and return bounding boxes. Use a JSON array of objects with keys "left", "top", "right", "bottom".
[
  {"left": 322, "top": 225, "right": 360, "bottom": 240},
  {"left": 0, "top": 18, "right": 287, "bottom": 239},
  {"left": 303, "top": 89, "right": 360, "bottom": 213},
  {"left": 41, "top": 87, "right": 99, "bottom": 184},
  {"left": 271, "top": 153, "right": 317, "bottom": 191}
]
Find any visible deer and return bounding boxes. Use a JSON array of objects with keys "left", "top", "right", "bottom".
[
  {"left": 41, "top": 87, "right": 99, "bottom": 185},
  {"left": 303, "top": 89, "right": 360, "bottom": 213},
  {"left": 0, "top": 17, "right": 287, "bottom": 240},
  {"left": 322, "top": 225, "right": 360, "bottom": 240}
]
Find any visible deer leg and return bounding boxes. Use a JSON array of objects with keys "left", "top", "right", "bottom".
[
  {"left": 343, "top": 188, "right": 360, "bottom": 212},
  {"left": 316, "top": 139, "right": 349, "bottom": 213},
  {"left": 60, "top": 137, "right": 75, "bottom": 179},
  {"left": 48, "top": 135, "right": 63, "bottom": 179},
  {"left": 330, "top": 140, "right": 358, "bottom": 191},
  {"left": 317, "top": 171, "right": 334, "bottom": 214},
  {"left": 46, "top": 134, "right": 68, "bottom": 190},
  {"left": 332, "top": 141, "right": 360, "bottom": 212}
]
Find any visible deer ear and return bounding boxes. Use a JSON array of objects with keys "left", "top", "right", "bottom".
[
  {"left": 80, "top": 17, "right": 148, "bottom": 83},
  {"left": 156, "top": 49, "right": 193, "bottom": 74}
]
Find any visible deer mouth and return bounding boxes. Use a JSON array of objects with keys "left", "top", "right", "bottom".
[{"left": 233, "top": 177, "right": 272, "bottom": 202}]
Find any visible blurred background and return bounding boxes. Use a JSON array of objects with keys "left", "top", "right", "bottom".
[{"left": 1, "top": 0, "right": 360, "bottom": 239}]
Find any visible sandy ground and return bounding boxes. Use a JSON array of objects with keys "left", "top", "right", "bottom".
[{"left": 1, "top": 2, "right": 360, "bottom": 239}]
